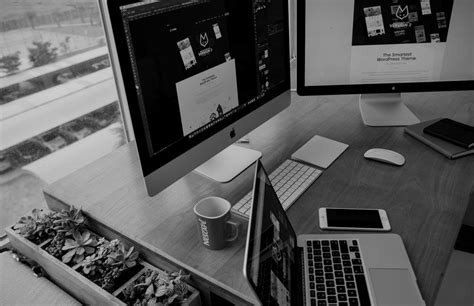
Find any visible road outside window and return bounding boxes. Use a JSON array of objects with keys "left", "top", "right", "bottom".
[{"left": 0, "top": 0, "right": 127, "bottom": 235}]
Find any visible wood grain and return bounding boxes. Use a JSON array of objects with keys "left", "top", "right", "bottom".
[{"left": 44, "top": 90, "right": 474, "bottom": 305}]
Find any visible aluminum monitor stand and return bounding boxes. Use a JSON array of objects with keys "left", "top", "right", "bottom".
[{"left": 359, "top": 93, "right": 420, "bottom": 127}]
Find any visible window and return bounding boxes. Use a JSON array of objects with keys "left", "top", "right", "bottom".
[{"left": 0, "top": 0, "right": 127, "bottom": 234}]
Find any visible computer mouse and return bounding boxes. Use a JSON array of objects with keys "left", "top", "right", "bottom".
[{"left": 364, "top": 148, "right": 405, "bottom": 166}]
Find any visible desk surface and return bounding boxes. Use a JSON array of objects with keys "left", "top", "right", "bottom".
[{"left": 44, "top": 90, "right": 474, "bottom": 305}]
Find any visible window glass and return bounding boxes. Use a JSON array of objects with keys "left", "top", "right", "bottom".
[{"left": 0, "top": 0, "right": 127, "bottom": 233}]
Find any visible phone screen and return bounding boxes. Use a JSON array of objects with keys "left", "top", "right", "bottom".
[{"left": 326, "top": 209, "right": 383, "bottom": 228}]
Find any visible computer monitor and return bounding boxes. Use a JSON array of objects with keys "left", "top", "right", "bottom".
[
  {"left": 297, "top": 0, "right": 474, "bottom": 126},
  {"left": 100, "top": 0, "right": 290, "bottom": 196}
]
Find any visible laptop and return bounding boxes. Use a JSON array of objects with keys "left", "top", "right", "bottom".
[{"left": 243, "top": 161, "right": 425, "bottom": 305}]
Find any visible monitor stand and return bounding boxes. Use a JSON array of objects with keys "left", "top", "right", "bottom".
[
  {"left": 359, "top": 93, "right": 420, "bottom": 127},
  {"left": 194, "top": 144, "right": 261, "bottom": 183}
]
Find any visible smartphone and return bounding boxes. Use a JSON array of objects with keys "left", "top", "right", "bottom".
[
  {"left": 319, "top": 207, "right": 391, "bottom": 231},
  {"left": 423, "top": 118, "right": 474, "bottom": 149}
]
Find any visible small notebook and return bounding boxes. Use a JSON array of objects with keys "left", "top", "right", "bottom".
[
  {"left": 291, "top": 135, "right": 348, "bottom": 169},
  {"left": 405, "top": 119, "right": 474, "bottom": 159}
]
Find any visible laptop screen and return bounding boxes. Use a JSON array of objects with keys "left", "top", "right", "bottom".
[{"left": 244, "top": 161, "right": 298, "bottom": 305}]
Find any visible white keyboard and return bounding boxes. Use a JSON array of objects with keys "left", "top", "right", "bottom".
[{"left": 232, "top": 159, "right": 322, "bottom": 217}]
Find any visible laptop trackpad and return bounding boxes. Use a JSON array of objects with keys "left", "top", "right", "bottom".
[{"left": 369, "top": 268, "right": 423, "bottom": 306}]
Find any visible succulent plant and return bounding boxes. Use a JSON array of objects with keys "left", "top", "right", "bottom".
[
  {"left": 14, "top": 208, "right": 59, "bottom": 243},
  {"left": 121, "top": 269, "right": 191, "bottom": 305},
  {"left": 107, "top": 243, "right": 139, "bottom": 270},
  {"left": 53, "top": 206, "right": 86, "bottom": 236},
  {"left": 61, "top": 231, "right": 98, "bottom": 264}
]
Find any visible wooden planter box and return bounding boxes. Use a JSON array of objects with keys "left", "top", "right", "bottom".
[{"left": 6, "top": 227, "right": 200, "bottom": 306}]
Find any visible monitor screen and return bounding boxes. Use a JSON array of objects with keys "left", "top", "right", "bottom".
[
  {"left": 102, "top": 0, "right": 290, "bottom": 194},
  {"left": 298, "top": 0, "right": 474, "bottom": 94}
]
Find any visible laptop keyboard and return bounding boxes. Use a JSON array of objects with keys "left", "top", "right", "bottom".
[
  {"left": 305, "top": 239, "right": 371, "bottom": 306},
  {"left": 232, "top": 159, "right": 322, "bottom": 217}
]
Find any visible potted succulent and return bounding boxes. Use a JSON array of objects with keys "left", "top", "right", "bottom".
[
  {"left": 79, "top": 238, "right": 142, "bottom": 292},
  {"left": 117, "top": 262, "right": 200, "bottom": 306},
  {"left": 7, "top": 207, "right": 200, "bottom": 305}
]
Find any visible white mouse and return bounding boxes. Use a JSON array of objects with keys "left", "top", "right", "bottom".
[{"left": 364, "top": 148, "right": 405, "bottom": 166}]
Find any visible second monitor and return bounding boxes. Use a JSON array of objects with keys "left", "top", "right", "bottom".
[{"left": 297, "top": 0, "right": 474, "bottom": 126}]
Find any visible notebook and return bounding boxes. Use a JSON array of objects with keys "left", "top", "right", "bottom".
[
  {"left": 405, "top": 119, "right": 474, "bottom": 159},
  {"left": 243, "top": 160, "right": 425, "bottom": 305}
]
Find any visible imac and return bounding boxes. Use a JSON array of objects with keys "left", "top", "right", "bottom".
[
  {"left": 100, "top": 0, "right": 290, "bottom": 196},
  {"left": 297, "top": 0, "right": 474, "bottom": 126}
]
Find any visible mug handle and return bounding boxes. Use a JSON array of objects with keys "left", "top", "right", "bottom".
[{"left": 225, "top": 220, "right": 241, "bottom": 242}]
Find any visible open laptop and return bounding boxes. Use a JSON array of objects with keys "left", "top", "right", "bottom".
[{"left": 243, "top": 161, "right": 425, "bottom": 305}]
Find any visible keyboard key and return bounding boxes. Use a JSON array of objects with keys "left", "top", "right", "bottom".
[
  {"left": 317, "top": 292, "right": 326, "bottom": 299},
  {"left": 336, "top": 278, "right": 345, "bottom": 285},
  {"left": 339, "top": 240, "right": 349, "bottom": 253},
  {"left": 327, "top": 288, "right": 336, "bottom": 295},
  {"left": 309, "top": 267, "right": 314, "bottom": 274},
  {"left": 325, "top": 273, "right": 334, "bottom": 280},
  {"left": 353, "top": 266, "right": 364, "bottom": 274},
  {"left": 355, "top": 252, "right": 361, "bottom": 259},
  {"left": 344, "top": 268, "right": 353, "bottom": 274},
  {"left": 345, "top": 275, "right": 354, "bottom": 281},
  {"left": 316, "top": 277, "right": 324, "bottom": 283},
  {"left": 310, "top": 290, "right": 316, "bottom": 297},
  {"left": 347, "top": 290, "right": 357, "bottom": 297},
  {"left": 323, "top": 252, "right": 331, "bottom": 259},
  {"left": 330, "top": 240, "right": 339, "bottom": 250},
  {"left": 338, "top": 294, "right": 348, "bottom": 301},
  {"left": 314, "top": 249, "right": 322, "bottom": 256},
  {"left": 315, "top": 256, "right": 322, "bottom": 262},
  {"left": 326, "top": 280, "right": 335, "bottom": 287},
  {"left": 349, "top": 246, "right": 359, "bottom": 252},
  {"left": 313, "top": 241, "right": 321, "bottom": 249},
  {"left": 337, "top": 286, "right": 346, "bottom": 293},
  {"left": 352, "top": 259, "right": 362, "bottom": 265},
  {"left": 355, "top": 274, "right": 371, "bottom": 306},
  {"left": 317, "top": 284, "right": 325, "bottom": 291},
  {"left": 322, "top": 246, "right": 331, "bottom": 252},
  {"left": 352, "top": 240, "right": 358, "bottom": 246},
  {"left": 343, "top": 260, "right": 352, "bottom": 267},
  {"left": 333, "top": 257, "right": 342, "bottom": 264},
  {"left": 334, "top": 264, "right": 342, "bottom": 271},
  {"left": 315, "top": 262, "right": 323, "bottom": 269},
  {"left": 335, "top": 271, "right": 343, "bottom": 278},
  {"left": 310, "top": 282, "right": 315, "bottom": 290},
  {"left": 324, "top": 259, "right": 332, "bottom": 265},
  {"left": 328, "top": 296, "right": 337, "bottom": 303},
  {"left": 316, "top": 269, "right": 323, "bottom": 276},
  {"left": 324, "top": 266, "right": 333, "bottom": 273},
  {"left": 346, "top": 281, "right": 355, "bottom": 289},
  {"left": 317, "top": 301, "right": 326, "bottom": 306},
  {"left": 322, "top": 240, "right": 329, "bottom": 246},
  {"left": 342, "top": 254, "right": 350, "bottom": 260},
  {"left": 349, "top": 297, "right": 359, "bottom": 305}
]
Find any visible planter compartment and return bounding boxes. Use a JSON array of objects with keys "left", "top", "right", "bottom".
[{"left": 6, "top": 210, "right": 200, "bottom": 306}]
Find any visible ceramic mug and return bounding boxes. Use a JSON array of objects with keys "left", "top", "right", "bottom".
[{"left": 193, "top": 197, "right": 240, "bottom": 250}]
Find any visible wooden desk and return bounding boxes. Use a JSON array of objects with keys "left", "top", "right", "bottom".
[{"left": 44, "top": 90, "right": 474, "bottom": 305}]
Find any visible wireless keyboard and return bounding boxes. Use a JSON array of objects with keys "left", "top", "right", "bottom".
[{"left": 232, "top": 159, "right": 322, "bottom": 217}]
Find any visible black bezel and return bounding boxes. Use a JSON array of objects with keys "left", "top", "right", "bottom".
[
  {"left": 296, "top": 0, "right": 474, "bottom": 96},
  {"left": 105, "top": 0, "right": 290, "bottom": 177}
]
